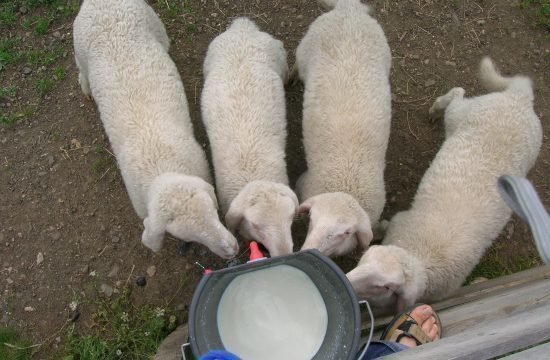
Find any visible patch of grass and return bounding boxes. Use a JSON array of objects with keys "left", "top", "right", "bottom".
[
  {"left": 54, "top": 65, "right": 66, "bottom": 80},
  {"left": 0, "top": 85, "right": 17, "bottom": 98},
  {"left": 465, "top": 248, "right": 541, "bottom": 285},
  {"left": 21, "top": 18, "right": 32, "bottom": 31},
  {"left": 521, "top": 0, "right": 550, "bottom": 28},
  {"left": 0, "top": 327, "right": 32, "bottom": 360},
  {"left": 0, "top": 105, "right": 37, "bottom": 128},
  {"left": 0, "top": 4, "right": 17, "bottom": 28},
  {"left": 34, "top": 16, "right": 51, "bottom": 34},
  {"left": 162, "top": 0, "right": 193, "bottom": 18},
  {"left": 25, "top": 45, "right": 63, "bottom": 67},
  {"left": 65, "top": 287, "right": 176, "bottom": 360},
  {"left": 37, "top": 75, "right": 55, "bottom": 95},
  {"left": 0, "top": 37, "right": 22, "bottom": 71}
]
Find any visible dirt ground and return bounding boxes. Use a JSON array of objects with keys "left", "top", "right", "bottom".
[{"left": 1, "top": 0, "right": 549, "bottom": 357}]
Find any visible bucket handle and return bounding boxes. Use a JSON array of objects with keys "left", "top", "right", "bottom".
[
  {"left": 356, "top": 300, "right": 374, "bottom": 360},
  {"left": 181, "top": 342, "right": 190, "bottom": 360}
]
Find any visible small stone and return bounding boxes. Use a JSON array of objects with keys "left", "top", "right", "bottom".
[
  {"left": 108, "top": 264, "right": 119, "bottom": 278},
  {"left": 146, "top": 265, "right": 157, "bottom": 277},
  {"left": 177, "top": 241, "right": 191, "bottom": 256},
  {"left": 47, "top": 155, "right": 55, "bottom": 166},
  {"left": 111, "top": 235, "right": 120, "bottom": 243},
  {"left": 444, "top": 60, "right": 456, "bottom": 66},
  {"left": 52, "top": 31, "right": 61, "bottom": 38},
  {"left": 511, "top": 32, "right": 517, "bottom": 39},
  {"left": 63, "top": 51, "right": 68, "bottom": 58},
  {"left": 410, "top": 54, "right": 420, "bottom": 60},
  {"left": 36, "top": 252, "right": 44, "bottom": 265},
  {"left": 69, "top": 309, "right": 80, "bottom": 322},
  {"left": 55, "top": 336, "right": 61, "bottom": 343},
  {"left": 136, "top": 276, "right": 147, "bottom": 287},
  {"left": 50, "top": 231, "right": 61, "bottom": 241},
  {"left": 6, "top": 278, "right": 13, "bottom": 284},
  {"left": 19, "top": 6, "right": 28, "bottom": 14},
  {"left": 100, "top": 284, "right": 113, "bottom": 297},
  {"left": 477, "top": 19, "right": 486, "bottom": 25},
  {"left": 22, "top": 67, "right": 32, "bottom": 75},
  {"left": 424, "top": 59, "right": 430, "bottom": 64},
  {"left": 506, "top": 222, "right": 515, "bottom": 238},
  {"left": 80, "top": 264, "right": 89, "bottom": 275},
  {"left": 177, "top": 303, "right": 188, "bottom": 311},
  {"left": 424, "top": 79, "right": 436, "bottom": 87},
  {"left": 24, "top": 306, "right": 35, "bottom": 312}
]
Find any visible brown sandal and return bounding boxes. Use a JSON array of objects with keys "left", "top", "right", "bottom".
[{"left": 380, "top": 303, "right": 443, "bottom": 346}]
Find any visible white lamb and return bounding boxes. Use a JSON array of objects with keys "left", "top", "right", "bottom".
[
  {"left": 201, "top": 17, "right": 298, "bottom": 256},
  {"left": 293, "top": 0, "right": 391, "bottom": 256},
  {"left": 73, "top": 0, "right": 238, "bottom": 258},
  {"left": 347, "top": 57, "right": 543, "bottom": 313}
]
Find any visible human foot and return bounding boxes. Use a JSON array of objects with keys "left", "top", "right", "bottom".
[
  {"left": 380, "top": 303, "right": 442, "bottom": 348},
  {"left": 397, "top": 305, "right": 440, "bottom": 348}
]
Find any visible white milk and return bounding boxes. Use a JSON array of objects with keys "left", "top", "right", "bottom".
[{"left": 217, "top": 265, "right": 328, "bottom": 360}]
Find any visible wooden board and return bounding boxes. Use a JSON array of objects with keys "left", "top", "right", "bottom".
[
  {"left": 499, "top": 342, "right": 550, "bottom": 360},
  {"left": 381, "top": 303, "right": 550, "bottom": 360},
  {"left": 361, "top": 266, "right": 550, "bottom": 335}
]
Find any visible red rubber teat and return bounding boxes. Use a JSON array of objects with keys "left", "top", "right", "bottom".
[
  {"left": 249, "top": 241, "right": 264, "bottom": 261},
  {"left": 204, "top": 269, "right": 213, "bottom": 275}
]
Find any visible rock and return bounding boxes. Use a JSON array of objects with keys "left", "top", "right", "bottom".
[
  {"left": 100, "top": 284, "right": 113, "bottom": 297},
  {"left": 410, "top": 54, "right": 420, "bottom": 60},
  {"left": 108, "top": 264, "right": 119, "bottom": 278},
  {"left": 47, "top": 155, "right": 55, "bottom": 166},
  {"left": 19, "top": 6, "right": 28, "bottom": 14},
  {"left": 111, "top": 235, "right": 120, "bottom": 243},
  {"left": 136, "top": 276, "right": 147, "bottom": 287},
  {"left": 24, "top": 306, "right": 35, "bottom": 312},
  {"left": 69, "top": 309, "right": 80, "bottom": 322},
  {"left": 22, "top": 67, "right": 32, "bottom": 75},
  {"left": 146, "top": 265, "right": 157, "bottom": 277},
  {"left": 477, "top": 19, "right": 486, "bottom": 25},
  {"left": 424, "top": 79, "right": 436, "bottom": 87},
  {"left": 177, "top": 241, "right": 191, "bottom": 256},
  {"left": 444, "top": 60, "right": 456, "bottom": 66},
  {"left": 6, "top": 278, "right": 13, "bottom": 284},
  {"left": 50, "top": 231, "right": 61, "bottom": 241},
  {"left": 36, "top": 252, "right": 44, "bottom": 265},
  {"left": 80, "top": 264, "right": 89, "bottom": 275},
  {"left": 52, "top": 31, "right": 61, "bottom": 38}
]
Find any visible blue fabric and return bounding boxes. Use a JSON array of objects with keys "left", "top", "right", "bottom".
[
  {"left": 199, "top": 350, "right": 241, "bottom": 360},
  {"left": 357, "top": 341, "right": 409, "bottom": 359}
]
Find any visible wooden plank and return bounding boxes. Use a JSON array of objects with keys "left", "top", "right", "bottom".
[
  {"left": 499, "top": 342, "right": 550, "bottom": 360},
  {"left": 381, "top": 303, "right": 550, "bottom": 360},
  {"left": 362, "top": 266, "right": 550, "bottom": 334},
  {"left": 440, "top": 278, "right": 550, "bottom": 336},
  {"left": 434, "top": 265, "right": 550, "bottom": 310}
]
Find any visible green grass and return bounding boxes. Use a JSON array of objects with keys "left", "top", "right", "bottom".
[
  {"left": 465, "top": 249, "right": 541, "bottom": 284},
  {"left": 0, "top": 327, "right": 32, "bottom": 360},
  {"left": 0, "top": 37, "right": 22, "bottom": 71},
  {"left": 54, "top": 65, "right": 66, "bottom": 80},
  {"left": 521, "top": 0, "right": 550, "bottom": 28},
  {"left": 0, "top": 4, "right": 17, "bottom": 27},
  {"left": 65, "top": 287, "right": 176, "bottom": 360},
  {"left": 162, "top": 0, "right": 193, "bottom": 18},
  {"left": 37, "top": 75, "right": 55, "bottom": 95},
  {"left": 0, "top": 86, "right": 17, "bottom": 98},
  {"left": 25, "top": 46, "right": 63, "bottom": 67},
  {"left": 34, "top": 16, "right": 51, "bottom": 34},
  {"left": 0, "top": 105, "right": 37, "bottom": 127}
]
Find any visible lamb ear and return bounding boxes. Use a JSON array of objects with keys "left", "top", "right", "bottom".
[
  {"left": 141, "top": 216, "right": 166, "bottom": 253},
  {"left": 197, "top": 180, "right": 219, "bottom": 210},
  {"left": 225, "top": 195, "right": 245, "bottom": 233},
  {"left": 298, "top": 201, "right": 313, "bottom": 214},
  {"left": 356, "top": 217, "right": 374, "bottom": 249}
]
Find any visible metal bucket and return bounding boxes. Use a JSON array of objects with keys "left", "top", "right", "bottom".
[{"left": 187, "top": 249, "right": 361, "bottom": 359}]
